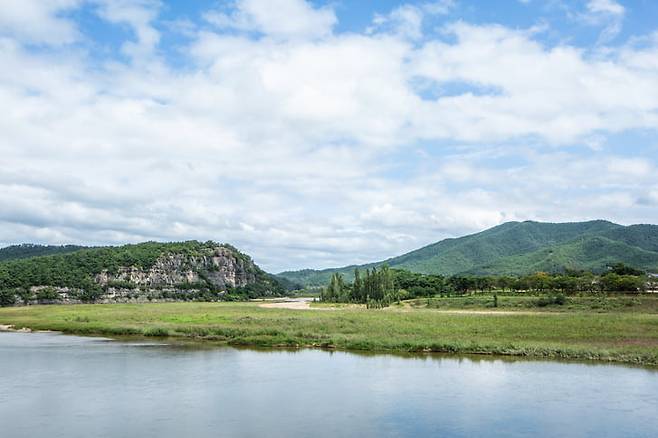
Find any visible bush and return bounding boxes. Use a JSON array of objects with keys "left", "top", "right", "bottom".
[
  {"left": 76, "top": 279, "right": 104, "bottom": 303},
  {"left": 0, "top": 289, "right": 16, "bottom": 307},
  {"left": 536, "top": 293, "right": 567, "bottom": 307},
  {"left": 36, "top": 287, "right": 61, "bottom": 302}
]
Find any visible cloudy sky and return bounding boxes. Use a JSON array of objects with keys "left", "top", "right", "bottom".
[{"left": 1, "top": 0, "right": 657, "bottom": 272}]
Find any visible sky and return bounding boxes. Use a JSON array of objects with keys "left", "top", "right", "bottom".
[{"left": 1, "top": 0, "right": 657, "bottom": 273}]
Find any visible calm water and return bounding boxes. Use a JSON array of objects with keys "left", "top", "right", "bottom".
[{"left": 1, "top": 332, "right": 657, "bottom": 438}]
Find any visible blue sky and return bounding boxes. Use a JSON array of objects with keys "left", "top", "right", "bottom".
[{"left": 0, "top": 0, "right": 657, "bottom": 272}]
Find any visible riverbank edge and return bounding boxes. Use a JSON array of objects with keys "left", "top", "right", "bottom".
[{"left": 2, "top": 321, "right": 656, "bottom": 368}]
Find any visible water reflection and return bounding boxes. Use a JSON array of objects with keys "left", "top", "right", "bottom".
[{"left": 1, "top": 332, "right": 657, "bottom": 438}]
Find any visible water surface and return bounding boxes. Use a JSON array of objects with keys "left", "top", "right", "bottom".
[{"left": 1, "top": 332, "right": 657, "bottom": 437}]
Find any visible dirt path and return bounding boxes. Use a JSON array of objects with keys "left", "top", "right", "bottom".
[{"left": 258, "top": 297, "right": 315, "bottom": 310}]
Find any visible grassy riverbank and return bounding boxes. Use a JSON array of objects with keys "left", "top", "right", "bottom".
[
  {"left": 407, "top": 294, "right": 658, "bottom": 313},
  {"left": 1, "top": 301, "right": 658, "bottom": 366}
]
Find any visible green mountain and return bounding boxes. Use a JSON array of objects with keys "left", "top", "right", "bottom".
[
  {"left": 0, "top": 241, "right": 285, "bottom": 304},
  {"left": 0, "top": 244, "right": 88, "bottom": 262},
  {"left": 277, "top": 220, "right": 658, "bottom": 286}
]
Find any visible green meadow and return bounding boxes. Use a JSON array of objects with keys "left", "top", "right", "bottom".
[{"left": 2, "top": 300, "right": 658, "bottom": 366}]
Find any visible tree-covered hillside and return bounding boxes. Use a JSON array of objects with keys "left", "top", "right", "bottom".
[
  {"left": 0, "top": 241, "right": 284, "bottom": 302},
  {"left": 0, "top": 244, "right": 87, "bottom": 262},
  {"left": 278, "top": 220, "right": 658, "bottom": 286}
]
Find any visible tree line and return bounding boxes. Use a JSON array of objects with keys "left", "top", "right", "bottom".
[
  {"left": 321, "top": 266, "right": 399, "bottom": 308},
  {"left": 0, "top": 240, "right": 285, "bottom": 306},
  {"left": 320, "top": 263, "right": 654, "bottom": 307}
]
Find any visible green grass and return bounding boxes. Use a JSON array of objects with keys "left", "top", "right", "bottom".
[
  {"left": 1, "top": 301, "right": 658, "bottom": 366},
  {"left": 411, "top": 294, "right": 658, "bottom": 313}
]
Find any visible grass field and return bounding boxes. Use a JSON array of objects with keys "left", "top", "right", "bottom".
[
  {"left": 1, "top": 300, "right": 658, "bottom": 366},
  {"left": 407, "top": 294, "right": 658, "bottom": 313}
]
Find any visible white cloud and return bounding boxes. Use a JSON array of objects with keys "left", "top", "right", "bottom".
[
  {"left": 204, "top": 0, "right": 336, "bottom": 40},
  {"left": 371, "top": 5, "right": 425, "bottom": 40},
  {"left": 0, "top": 0, "right": 82, "bottom": 44},
  {"left": 410, "top": 22, "right": 658, "bottom": 143},
  {"left": 583, "top": 0, "right": 626, "bottom": 43},
  {"left": 0, "top": 0, "right": 657, "bottom": 271},
  {"left": 424, "top": 1, "right": 456, "bottom": 15},
  {"left": 368, "top": 1, "right": 455, "bottom": 40},
  {"left": 587, "top": 0, "right": 625, "bottom": 16},
  {"left": 93, "top": 0, "right": 161, "bottom": 58}
]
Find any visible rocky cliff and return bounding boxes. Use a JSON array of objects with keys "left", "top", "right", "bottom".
[
  {"left": 0, "top": 241, "right": 284, "bottom": 305},
  {"left": 95, "top": 246, "right": 257, "bottom": 289}
]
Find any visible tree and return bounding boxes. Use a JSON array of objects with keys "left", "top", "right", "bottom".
[
  {"left": 77, "top": 278, "right": 104, "bottom": 303},
  {"left": 353, "top": 268, "right": 363, "bottom": 303},
  {"left": 0, "top": 289, "right": 16, "bottom": 307},
  {"left": 608, "top": 263, "right": 644, "bottom": 276},
  {"left": 322, "top": 273, "right": 345, "bottom": 302}
]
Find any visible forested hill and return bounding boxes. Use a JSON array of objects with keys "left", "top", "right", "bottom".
[
  {"left": 0, "top": 244, "right": 88, "bottom": 262},
  {"left": 0, "top": 241, "right": 286, "bottom": 304},
  {"left": 277, "top": 220, "right": 658, "bottom": 286}
]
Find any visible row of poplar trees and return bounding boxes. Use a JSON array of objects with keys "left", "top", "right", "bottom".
[{"left": 321, "top": 266, "right": 396, "bottom": 306}]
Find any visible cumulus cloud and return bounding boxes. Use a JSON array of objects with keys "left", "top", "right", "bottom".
[
  {"left": 583, "top": 0, "right": 626, "bottom": 43},
  {"left": 368, "top": 1, "right": 455, "bottom": 40},
  {"left": 204, "top": 0, "right": 337, "bottom": 40},
  {"left": 0, "top": 0, "right": 82, "bottom": 44},
  {"left": 93, "top": 0, "right": 161, "bottom": 58},
  {"left": 0, "top": 0, "right": 657, "bottom": 271},
  {"left": 410, "top": 22, "right": 658, "bottom": 143}
]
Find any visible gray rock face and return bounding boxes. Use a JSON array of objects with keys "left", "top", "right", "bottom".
[
  {"left": 0, "top": 243, "right": 281, "bottom": 307},
  {"left": 95, "top": 246, "right": 257, "bottom": 289}
]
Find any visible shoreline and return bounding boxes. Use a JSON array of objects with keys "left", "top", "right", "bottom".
[
  {"left": 3, "top": 327, "right": 657, "bottom": 372},
  {"left": 2, "top": 325, "right": 657, "bottom": 370},
  {"left": 0, "top": 324, "right": 55, "bottom": 333},
  {"left": 2, "top": 302, "right": 657, "bottom": 367},
  {"left": 3, "top": 321, "right": 656, "bottom": 368}
]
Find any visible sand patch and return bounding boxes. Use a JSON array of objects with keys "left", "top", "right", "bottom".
[
  {"left": 0, "top": 324, "right": 33, "bottom": 332},
  {"left": 258, "top": 297, "right": 327, "bottom": 310}
]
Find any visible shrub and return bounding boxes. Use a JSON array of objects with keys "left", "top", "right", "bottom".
[
  {"left": 536, "top": 294, "right": 567, "bottom": 307},
  {"left": 36, "top": 287, "right": 61, "bottom": 302},
  {"left": 0, "top": 289, "right": 16, "bottom": 307}
]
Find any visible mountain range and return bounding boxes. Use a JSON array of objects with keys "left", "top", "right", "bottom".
[
  {"left": 277, "top": 220, "right": 658, "bottom": 286},
  {"left": 3, "top": 220, "right": 658, "bottom": 291}
]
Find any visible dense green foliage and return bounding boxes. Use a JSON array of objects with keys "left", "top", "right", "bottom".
[
  {"left": 321, "top": 263, "right": 651, "bottom": 309},
  {"left": 0, "top": 241, "right": 283, "bottom": 303},
  {"left": 321, "top": 267, "right": 397, "bottom": 307},
  {"left": 0, "top": 241, "right": 212, "bottom": 290},
  {"left": 0, "top": 244, "right": 87, "bottom": 262},
  {"left": 1, "top": 302, "right": 657, "bottom": 365},
  {"left": 278, "top": 220, "right": 658, "bottom": 286}
]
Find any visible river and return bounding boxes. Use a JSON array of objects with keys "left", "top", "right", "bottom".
[{"left": 1, "top": 331, "right": 657, "bottom": 437}]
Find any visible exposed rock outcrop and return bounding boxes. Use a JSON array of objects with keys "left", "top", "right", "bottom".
[
  {"left": 0, "top": 241, "right": 283, "bottom": 306},
  {"left": 94, "top": 246, "right": 257, "bottom": 289}
]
